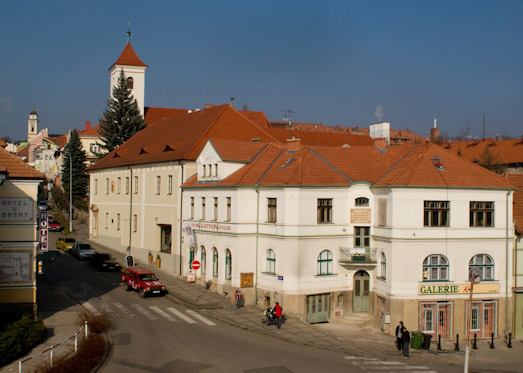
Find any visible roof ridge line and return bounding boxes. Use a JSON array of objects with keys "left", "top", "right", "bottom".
[
  {"left": 181, "top": 106, "right": 228, "bottom": 159},
  {"left": 255, "top": 147, "right": 285, "bottom": 185},
  {"left": 374, "top": 145, "right": 423, "bottom": 185},
  {"left": 308, "top": 148, "right": 353, "bottom": 183}
]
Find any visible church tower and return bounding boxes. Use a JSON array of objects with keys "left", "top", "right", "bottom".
[
  {"left": 27, "top": 106, "right": 38, "bottom": 143},
  {"left": 109, "top": 33, "right": 148, "bottom": 116}
]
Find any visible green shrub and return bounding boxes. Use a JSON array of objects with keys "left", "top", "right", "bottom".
[{"left": 0, "top": 316, "right": 46, "bottom": 367}]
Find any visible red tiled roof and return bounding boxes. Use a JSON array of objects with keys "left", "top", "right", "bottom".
[
  {"left": 16, "top": 145, "right": 29, "bottom": 159},
  {"left": 208, "top": 138, "right": 268, "bottom": 163},
  {"left": 110, "top": 43, "right": 147, "bottom": 69},
  {"left": 87, "top": 105, "right": 279, "bottom": 171},
  {"left": 240, "top": 111, "right": 271, "bottom": 128},
  {"left": 184, "top": 140, "right": 517, "bottom": 190},
  {"left": 144, "top": 107, "right": 189, "bottom": 126},
  {"left": 0, "top": 147, "right": 43, "bottom": 179},
  {"left": 268, "top": 128, "right": 375, "bottom": 146},
  {"left": 507, "top": 173, "right": 523, "bottom": 234},
  {"left": 442, "top": 138, "right": 523, "bottom": 165},
  {"left": 79, "top": 125, "right": 100, "bottom": 137}
]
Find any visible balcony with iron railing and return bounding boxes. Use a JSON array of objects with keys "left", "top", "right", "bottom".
[{"left": 339, "top": 247, "right": 377, "bottom": 266}]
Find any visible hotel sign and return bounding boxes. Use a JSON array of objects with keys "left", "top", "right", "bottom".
[
  {"left": 419, "top": 283, "right": 499, "bottom": 295},
  {"left": 0, "top": 198, "right": 33, "bottom": 221}
]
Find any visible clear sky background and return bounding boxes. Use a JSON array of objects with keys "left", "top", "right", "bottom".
[{"left": 1, "top": 0, "right": 522, "bottom": 142}]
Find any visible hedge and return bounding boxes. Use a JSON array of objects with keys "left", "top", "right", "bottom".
[{"left": 0, "top": 316, "right": 46, "bottom": 367}]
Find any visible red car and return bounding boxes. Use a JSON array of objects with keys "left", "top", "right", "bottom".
[
  {"left": 121, "top": 267, "right": 168, "bottom": 298},
  {"left": 48, "top": 218, "right": 63, "bottom": 232}
]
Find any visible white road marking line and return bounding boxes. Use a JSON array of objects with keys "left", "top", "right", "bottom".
[
  {"left": 359, "top": 367, "right": 429, "bottom": 371},
  {"left": 113, "top": 303, "right": 136, "bottom": 318},
  {"left": 186, "top": 310, "right": 216, "bottom": 326},
  {"left": 167, "top": 308, "right": 196, "bottom": 324},
  {"left": 149, "top": 306, "right": 176, "bottom": 321},
  {"left": 100, "top": 303, "right": 120, "bottom": 318},
  {"left": 82, "top": 301, "right": 101, "bottom": 316},
  {"left": 353, "top": 361, "right": 406, "bottom": 365},
  {"left": 132, "top": 304, "right": 158, "bottom": 320},
  {"left": 344, "top": 356, "right": 378, "bottom": 361}
]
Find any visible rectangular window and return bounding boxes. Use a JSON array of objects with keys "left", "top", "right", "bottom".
[
  {"left": 190, "top": 197, "right": 195, "bottom": 219},
  {"left": 424, "top": 201, "right": 449, "bottom": 227},
  {"left": 317, "top": 198, "right": 332, "bottom": 223},
  {"left": 202, "top": 165, "right": 206, "bottom": 178},
  {"left": 214, "top": 164, "right": 218, "bottom": 177},
  {"left": 117, "top": 177, "right": 121, "bottom": 194},
  {"left": 268, "top": 198, "right": 277, "bottom": 223},
  {"left": 105, "top": 212, "right": 109, "bottom": 229},
  {"left": 470, "top": 201, "right": 494, "bottom": 227},
  {"left": 94, "top": 179, "right": 98, "bottom": 195},
  {"left": 156, "top": 176, "right": 161, "bottom": 195},
  {"left": 116, "top": 213, "right": 120, "bottom": 230},
  {"left": 378, "top": 199, "right": 387, "bottom": 227},
  {"left": 168, "top": 175, "right": 173, "bottom": 195},
  {"left": 134, "top": 176, "right": 138, "bottom": 194},
  {"left": 213, "top": 197, "right": 218, "bottom": 220},
  {"left": 354, "top": 226, "right": 370, "bottom": 247},
  {"left": 226, "top": 197, "right": 231, "bottom": 221},
  {"left": 201, "top": 197, "right": 206, "bottom": 220},
  {"left": 125, "top": 177, "right": 129, "bottom": 194},
  {"left": 106, "top": 178, "right": 109, "bottom": 194},
  {"left": 133, "top": 214, "right": 138, "bottom": 232}
]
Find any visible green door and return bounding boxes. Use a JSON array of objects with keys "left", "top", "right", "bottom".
[
  {"left": 514, "top": 293, "right": 523, "bottom": 338},
  {"left": 353, "top": 271, "right": 370, "bottom": 312},
  {"left": 306, "top": 294, "right": 330, "bottom": 323}
]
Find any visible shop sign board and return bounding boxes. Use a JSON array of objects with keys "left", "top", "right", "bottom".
[
  {"left": 419, "top": 283, "right": 499, "bottom": 295},
  {"left": 39, "top": 211, "right": 48, "bottom": 252},
  {"left": 0, "top": 198, "right": 33, "bottom": 221}
]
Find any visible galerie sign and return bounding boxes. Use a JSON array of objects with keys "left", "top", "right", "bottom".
[
  {"left": 0, "top": 198, "right": 33, "bottom": 221},
  {"left": 418, "top": 283, "right": 499, "bottom": 295}
]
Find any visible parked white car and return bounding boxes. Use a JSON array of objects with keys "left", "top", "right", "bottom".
[{"left": 71, "top": 242, "right": 95, "bottom": 260}]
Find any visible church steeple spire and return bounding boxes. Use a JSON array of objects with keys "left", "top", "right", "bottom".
[{"left": 127, "top": 22, "right": 131, "bottom": 44}]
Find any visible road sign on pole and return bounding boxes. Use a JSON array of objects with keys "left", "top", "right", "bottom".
[{"left": 191, "top": 260, "right": 201, "bottom": 270}]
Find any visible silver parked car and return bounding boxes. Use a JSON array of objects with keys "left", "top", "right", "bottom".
[{"left": 71, "top": 242, "right": 95, "bottom": 260}]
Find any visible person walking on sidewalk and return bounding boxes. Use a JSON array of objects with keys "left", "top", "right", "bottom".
[
  {"left": 401, "top": 326, "right": 410, "bottom": 358},
  {"left": 274, "top": 302, "right": 282, "bottom": 329},
  {"left": 234, "top": 289, "right": 243, "bottom": 308},
  {"left": 395, "top": 321, "right": 404, "bottom": 351}
]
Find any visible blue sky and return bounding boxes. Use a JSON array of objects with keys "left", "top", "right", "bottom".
[{"left": 1, "top": 0, "right": 522, "bottom": 142}]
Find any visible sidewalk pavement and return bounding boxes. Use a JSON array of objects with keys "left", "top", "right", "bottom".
[{"left": 4, "top": 216, "right": 522, "bottom": 372}]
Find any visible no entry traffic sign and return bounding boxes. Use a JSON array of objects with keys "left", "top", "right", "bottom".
[{"left": 191, "top": 260, "right": 201, "bottom": 270}]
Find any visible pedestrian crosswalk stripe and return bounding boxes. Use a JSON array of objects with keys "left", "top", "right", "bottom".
[
  {"left": 113, "top": 302, "right": 136, "bottom": 318},
  {"left": 132, "top": 304, "right": 158, "bottom": 320},
  {"left": 167, "top": 307, "right": 197, "bottom": 324},
  {"left": 83, "top": 301, "right": 102, "bottom": 316},
  {"left": 345, "top": 356, "right": 437, "bottom": 373},
  {"left": 186, "top": 310, "right": 216, "bottom": 326},
  {"left": 149, "top": 306, "right": 176, "bottom": 322},
  {"left": 100, "top": 303, "right": 120, "bottom": 318}
]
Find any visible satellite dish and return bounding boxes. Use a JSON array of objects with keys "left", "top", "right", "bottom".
[{"left": 469, "top": 268, "right": 482, "bottom": 284}]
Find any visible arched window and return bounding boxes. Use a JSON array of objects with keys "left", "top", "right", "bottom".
[
  {"left": 266, "top": 249, "right": 276, "bottom": 274},
  {"left": 380, "top": 252, "right": 386, "bottom": 279},
  {"left": 469, "top": 254, "right": 494, "bottom": 281},
  {"left": 126, "top": 77, "right": 134, "bottom": 89},
  {"left": 200, "top": 246, "right": 206, "bottom": 275},
  {"left": 189, "top": 246, "right": 195, "bottom": 265},
  {"left": 225, "top": 249, "right": 232, "bottom": 280},
  {"left": 423, "top": 254, "right": 448, "bottom": 281},
  {"left": 355, "top": 197, "right": 369, "bottom": 206},
  {"left": 317, "top": 250, "right": 333, "bottom": 275},
  {"left": 213, "top": 248, "right": 218, "bottom": 277}
]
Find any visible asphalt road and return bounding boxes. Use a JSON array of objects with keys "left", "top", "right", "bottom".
[{"left": 44, "top": 231, "right": 441, "bottom": 373}]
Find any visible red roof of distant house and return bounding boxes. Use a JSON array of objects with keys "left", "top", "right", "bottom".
[
  {"left": 268, "top": 128, "right": 375, "bottom": 146},
  {"left": 110, "top": 43, "right": 147, "bottom": 69},
  {"left": 143, "top": 107, "right": 189, "bottom": 126},
  {"left": 0, "top": 147, "right": 43, "bottom": 179},
  {"left": 442, "top": 138, "right": 523, "bottom": 165},
  {"left": 508, "top": 174, "right": 523, "bottom": 234}
]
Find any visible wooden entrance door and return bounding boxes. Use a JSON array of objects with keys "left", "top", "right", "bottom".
[
  {"left": 306, "top": 294, "right": 330, "bottom": 323},
  {"left": 353, "top": 270, "right": 370, "bottom": 312}
]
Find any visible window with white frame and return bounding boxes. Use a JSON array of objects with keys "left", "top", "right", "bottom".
[
  {"left": 106, "top": 178, "right": 109, "bottom": 194},
  {"left": 317, "top": 250, "right": 333, "bottom": 275},
  {"left": 266, "top": 249, "right": 276, "bottom": 274},
  {"left": 133, "top": 214, "right": 137, "bottom": 232},
  {"left": 134, "top": 176, "right": 138, "bottom": 194},
  {"left": 168, "top": 175, "right": 173, "bottom": 195},
  {"left": 214, "top": 164, "right": 218, "bottom": 177},
  {"left": 470, "top": 202, "right": 494, "bottom": 227},
  {"left": 469, "top": 254, "right": 494, "bottom": 281},
  {"left": 423, "top": 254, "right": 449, "bottom": 281},
  {"left": 125, "top": 177, "right": 129, "bottom": 194},
  {"left": 354, "top": 226, "right": 370, "bottom": 247},
  {"left": 213, "top": 197, "right": 218, "bottom": 220},
  {"left": 424, "top": 201, "right": 449, "bottom": 227},
  {"left": 156, "top": 176, "right": 161, "bottom": 195},
  {"left": 355, "top": 197, "right": 369, "bottom": 206},
  {"left": 94, "top": 179, "right": 98, "bottom": 195},
  {"left": 213, "top": 248, "right": 218, "bottom": 277},
  {"left": 317, "top": 198, "right": 332, "bottom": 223},
  {"left": 117, "top": 177, "right": 121, "bottom": 194},
  {"left": 90, "top": 143, "right": 100, "bottom": 154},
  {"left": 225, "top": 249, "right": 232, "bottom": 280}
]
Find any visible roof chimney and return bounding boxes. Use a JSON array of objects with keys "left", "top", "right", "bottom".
[
  {"left": 286, "top": 137, "right": 301, "bottom": 151},
  {"left": 230, "top": 97, "right": 235, "bottom": 108},
  {"left": 85, "top": 121, "right": 91, "bottom": 130}
]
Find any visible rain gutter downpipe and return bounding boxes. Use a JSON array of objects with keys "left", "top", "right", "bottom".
[
  {"left": 128, "top": 166, "right": 133, "bottom": 255},
  {"left": 506, "top": 190, "right": 512, "bottom": 337},
  {"left": 255, "top": 186, "right": 260, "bottom": 306}
]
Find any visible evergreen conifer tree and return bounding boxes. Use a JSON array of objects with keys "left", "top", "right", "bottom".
[
  {"left": 62, "top": 130, "right": 88, "bottom": 198},
  {"left": 98, "top": 69, "right": 146, "bottom": 155}
]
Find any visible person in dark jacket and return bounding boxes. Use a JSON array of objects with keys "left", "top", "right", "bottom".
[
  {"left": 274, "top": 302, "right": 283, "bottom": 329},
  {"left": 401, "top": 326, "right": 410, "bottom": 358},
  {"left": 395, "top": 321, "right": 404, "bottom": 351}
]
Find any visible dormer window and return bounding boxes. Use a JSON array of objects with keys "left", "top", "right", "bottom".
[
  {"left": 355, "top": 197, "right": 369, "bottom": 206},
  {"left": 214, "top": 164, "right": 218, "bottom": 177}
]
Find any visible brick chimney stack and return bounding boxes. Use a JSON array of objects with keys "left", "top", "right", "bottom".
[
  {"left": 286, "top": 137, "right": 301, "bottom": 151},
  {"left": 85, "top": 121, "right": 91, "bottom": 131}
]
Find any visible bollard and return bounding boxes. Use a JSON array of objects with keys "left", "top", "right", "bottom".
[
  {"left": 490, "top": 333, "right": 495, "bottom": 349},
  {"left": 50, "top": 346, "right": 54, "bottom": 368},
  {"left": 437, "top": 334, "right": 441, "bottom": 350},
  {"left": 85, "top": 320, "right": 88, "bottom": 338},
  {"left": 507, "top": 333, "right": 512, "bottom": 348},
  {"left": 455, "top": 334, "right": 460, "bottom": 351},
  {"left": 473, "top": 333, "right": 477, "bottom": 349},
  {"left": 75, "top": 333, "right": 78, "bottom": 352},
  {"left": 19, "top": 360, "right": 21, "bottom": 373}
]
